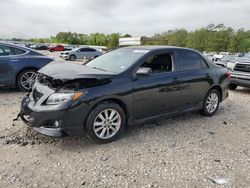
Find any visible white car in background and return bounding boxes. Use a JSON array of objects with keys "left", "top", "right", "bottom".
[{"left": 60, "top": 47, "right": 102, "bottom": 61}]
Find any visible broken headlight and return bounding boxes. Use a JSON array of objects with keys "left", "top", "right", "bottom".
[
  {"left": 46, "top": 92, "right": 85, "bottom": 105},
  {"left": 46, "top": 93, "right": 74, "bottom": 105}
]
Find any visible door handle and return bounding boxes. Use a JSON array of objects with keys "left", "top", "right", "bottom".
[
  {"left": 206, "top": 73, "right": 210, "bottom": 78},
  {"left": 10, "top": 59, "right": 19, "bottom": 62}
]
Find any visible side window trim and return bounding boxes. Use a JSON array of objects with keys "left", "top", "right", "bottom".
[
  {"left": 0, "top": 45, "right": 28, "bottom": 57},
  {"left": 139, "top": 52, "right": 175, "bottom": 75},
  {"left": 200, "top": 56, "right": 209, "bottom": 68},
  {"left": 177, "top": 50, "right": 207, "bottom": 71}
]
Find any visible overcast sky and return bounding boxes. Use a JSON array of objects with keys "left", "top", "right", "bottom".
[{"left": 0, "top": 0, "right": 249, "bottom": 39}]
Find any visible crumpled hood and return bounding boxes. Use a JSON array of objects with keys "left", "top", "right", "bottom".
[{"left": 38, "top": 62, "right": 115, "bottom": 80}]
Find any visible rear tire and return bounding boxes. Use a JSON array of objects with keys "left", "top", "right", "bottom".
[
  {"left": 17, "top": 69, "right": 37, "bottom": 92},
  {"left": 228, "top": 84, "right": 237, "bottom": 90},
  {"left": 85, "top": 102, "right": 126, "bottom": 143},
  {"left": 202, "top": 89, "right": 220, "bottom": 117}
]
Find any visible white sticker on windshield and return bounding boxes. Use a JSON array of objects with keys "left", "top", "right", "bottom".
[{"left": 133, "top": 49, "right": 149, "bottom": 54}]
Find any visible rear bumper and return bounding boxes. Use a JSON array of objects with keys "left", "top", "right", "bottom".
[
  {"left": 20, "top": 96, "right": 91, "bottom": 137},
  {"left": 230, "top": 71, "right": 250, "bottom": 88}
]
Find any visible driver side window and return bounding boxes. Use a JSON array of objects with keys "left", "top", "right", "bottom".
[{"left": 141, "top": 53, "right": 173, "bottom": 74}]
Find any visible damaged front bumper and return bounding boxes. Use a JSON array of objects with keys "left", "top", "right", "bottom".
[
  {"left": 19, "top": 97, "right": 65, "bottom": 137},
  {"left": 19, "top": 92, "right": 90, "bottom": 137}
]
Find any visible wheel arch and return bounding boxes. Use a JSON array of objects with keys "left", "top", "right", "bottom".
[
  {"left": 84, "top": 98, "right": 129, "bottom": 129},
  {"left": 70, "top": 54, "right": 76, "bottom": 57},
  {"left": 207, "top": 85, "right": 223, "bottom": 102}
]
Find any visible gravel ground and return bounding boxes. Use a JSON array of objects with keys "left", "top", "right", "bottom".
[{"left": 0, "top": 88, "right": 249, "bottom": 188}]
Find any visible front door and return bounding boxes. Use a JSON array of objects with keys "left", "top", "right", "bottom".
[{"left": 132, "top": 52, "right": 182, "bottom": 119}]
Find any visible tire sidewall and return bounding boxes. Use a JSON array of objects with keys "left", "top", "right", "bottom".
[
  {"left": 17, "top": 69, "right": 37, "bottom": 92},
  {"left": 85, "top": 102, "right": 126, "bottom": 143},
  {"left": 69, "top": 55, "right": 76, "bottom": 61},
  {"left": 203, "top": 89, "right": 220, "bottom": 117}
]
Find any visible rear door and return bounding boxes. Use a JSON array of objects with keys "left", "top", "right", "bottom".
[
  {"left": 132, "top": 50, "right": 182, "bottom": 119},
  {"left": 79, "top": 48, "right": 97, "bottom": 59},
  {"left": 176, "top": 49, "right": 213, "bottom": 107}
]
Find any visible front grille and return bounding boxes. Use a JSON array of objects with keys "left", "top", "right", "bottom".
[
  {"left": 33, "top": 89, "right": 43, "bottom": 102},
  {"left": 234, "top": 63, "right": 250, "bottom": 73}
]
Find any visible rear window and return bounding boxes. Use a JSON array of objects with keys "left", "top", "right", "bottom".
[
  {"left": 12, "top": 47, "right": 26, "bottom": 55},
  {"left": 0, "top": 45, "right": 26, "bottom": 56},
  {"left": 0, "top": 45, "right": 14, "bottom": 56}
]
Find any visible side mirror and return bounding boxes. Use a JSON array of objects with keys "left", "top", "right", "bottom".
[
  {"left": 76, "top": 50, "right": 80, "bottom": 52},
  {"left": 136, "top": 67, "right": 152, "bottom": 76}
]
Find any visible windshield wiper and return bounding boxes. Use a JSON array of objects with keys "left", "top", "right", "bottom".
[{"left": 91, "top": 67, "right": 108, "bottom": 72}]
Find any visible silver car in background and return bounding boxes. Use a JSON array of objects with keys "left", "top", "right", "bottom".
[{"left": 60, "top": 47, "right": 102, "bottom": 61}]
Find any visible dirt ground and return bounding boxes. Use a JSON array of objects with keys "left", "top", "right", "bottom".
[{"left": 0, "top": 87, "right": 249, "bottom": 188}]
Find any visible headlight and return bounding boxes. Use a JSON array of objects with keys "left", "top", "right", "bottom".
[{"left": 46, "top": 92, "right": 85, "bottom": 105}]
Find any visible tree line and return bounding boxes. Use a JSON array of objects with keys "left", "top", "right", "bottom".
[{"left": 29, "top": 24, "right": 250, "bottom": 52}]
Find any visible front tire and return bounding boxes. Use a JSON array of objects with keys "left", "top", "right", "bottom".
[
  {"left": 17, "top": 69, "right": 37, "bottom": 92},
  {"left": 85, "top": 102, "right": 126, "bottom": 143},
  {"left": 69, "top": 55, "right": 76, "bottom": 61},
  {"left": 202, "top": 89, "right": 220, "bottom": 117}
]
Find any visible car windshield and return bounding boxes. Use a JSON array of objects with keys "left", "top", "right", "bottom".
[{"left": 86, "top": 48, "right": 147, "bottom": 74}]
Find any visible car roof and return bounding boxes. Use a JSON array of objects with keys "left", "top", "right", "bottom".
[
  {"left": 0, "top": 42, "right": 30, "bottom": 50},
  {"left": 122, "top": 45, "right": 199, "bottom": 53},
  {"left": 0, "top": 42, "right": 44, "bottom": 55}
]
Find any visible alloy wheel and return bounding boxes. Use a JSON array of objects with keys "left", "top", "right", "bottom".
[
  {"left": 206, "top": 92, "right": 219, "bottom": 113},
  {"left": 70, "top": 55, "right": 76, "bottom": 61},
  {"left": 20, "top": 71, "right": 37, "bottom": 90},
  {"left": 93, "top": 109, "right": 121, "bottom": 139}
]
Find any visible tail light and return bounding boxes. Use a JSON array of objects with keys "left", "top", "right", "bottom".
[{"left": 226, "top": 72, "right": 231, "bottom": 78}]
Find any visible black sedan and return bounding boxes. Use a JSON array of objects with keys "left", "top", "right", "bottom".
[
  {"left": 19, "top": 46, "right": 230, "bottom": 143},
  {"left": 35, "top": 44, "right": 49, "bottom": 51},
  {"left": 0, "top": 42, "right": 54, "bottom": 91}
]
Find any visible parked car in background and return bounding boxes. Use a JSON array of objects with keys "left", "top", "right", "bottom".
[
  {"left": 19, "top": 46, "right": 229, "bottom": 143},
  {"left": 49, "top": 45, "right": 64, "bottom": 52},
  {"left": 63, "top": 46, "right": 74, "bottom": 51},
  {"left": 227, "top": 52, "right": 250, "bottom": 90},
  {"left": 29, "top": 44, "right": 39, "bottom": 49},
  {"left": 216, "top": 55, "right": 237, "bottom": 67},
  {"left": 60, "top": 47, "right": 102, "bottom": 61},
  {"left": 214, "top": 52, "right": 231, "bottom": 62},
  {"left": 35, "top": 44, "right": 48, "bottom": 51},
  {"left": 0, "top": 42, "right": 54, "bottom": 91},
  {"left": 204, "top": 54, "right": 215, "bottom": 62}
]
